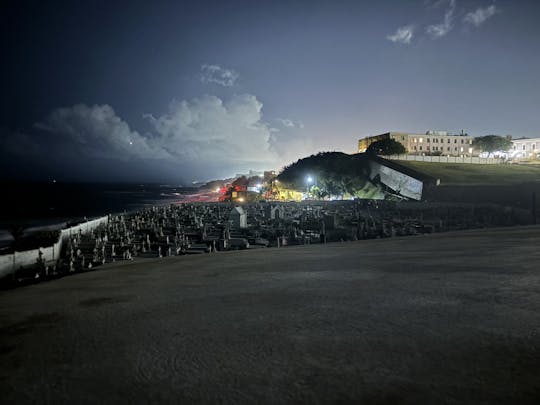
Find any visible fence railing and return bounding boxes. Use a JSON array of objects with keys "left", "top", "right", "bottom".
[{"left": 384, "top": 155, "right": 504, "bottom": 164}]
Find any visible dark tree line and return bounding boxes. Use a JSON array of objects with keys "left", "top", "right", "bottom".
[
  {"left": 276, "top": 152, "right": 374, "bottom": 198},
  {"left": 366, "top": 139, "right": 407, "bottom": 155}
]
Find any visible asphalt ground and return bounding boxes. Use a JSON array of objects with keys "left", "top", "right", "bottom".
[{"left": 1, "top": 226, "right": 540, "bottom": 404}]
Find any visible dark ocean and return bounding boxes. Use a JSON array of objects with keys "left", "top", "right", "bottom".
[{"left": 0, "top": 182, "right": 198, "bottom": 232}]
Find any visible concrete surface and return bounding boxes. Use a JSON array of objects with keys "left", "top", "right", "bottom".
[{"left": 1, "top": 226, "right": 540, "bottom": 404}]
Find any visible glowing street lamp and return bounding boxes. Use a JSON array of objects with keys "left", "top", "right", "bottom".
[{"left": 305, "top": 175, "right": 314, "bottom": 198}]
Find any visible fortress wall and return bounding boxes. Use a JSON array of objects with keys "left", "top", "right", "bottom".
[{"left": 369, "top": 160, "right": 424, "bottom": 200}]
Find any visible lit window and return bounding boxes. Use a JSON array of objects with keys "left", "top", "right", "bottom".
[
  {"left": 419, "top": 138, "right": 423, "bottom": 143},
  {"left": 468, "top": 147, "right": 473, "bottom": 153}
]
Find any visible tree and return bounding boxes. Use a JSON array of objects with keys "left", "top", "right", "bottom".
[
  {"left": 473, "top": 135, "right": 512, "bottom": 154},
  {"left": 276, "top": 151, "right": 372, "bottom": 199},
  {"left": 366, "top": 139, "right": 406, "bottom": 156},
  {"left": 7, "top": 223, "right": 27, "bottom": 248}
]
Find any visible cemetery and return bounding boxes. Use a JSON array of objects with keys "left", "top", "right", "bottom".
[{"left": 1, "top": 198, "right": 535, "bottom": 288}]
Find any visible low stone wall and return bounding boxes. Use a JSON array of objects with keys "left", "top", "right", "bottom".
[
  {"left": 385, "top": 155, "right": 503, "bottom": 164},
  {"left": 0, "top": 216, "right": 108, "bottom": 279}
]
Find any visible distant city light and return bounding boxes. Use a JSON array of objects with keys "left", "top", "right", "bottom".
[
  {"left": 215, "top": 187, "right": 220, "bottom": 192},
  {"left": 238, "top": 197, "right": 245, "bottom": 202}
]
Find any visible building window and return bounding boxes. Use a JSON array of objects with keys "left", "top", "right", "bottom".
[
  {"left": 454, "top": 147, "right": 457, "bottom": 151},
  {"left": 468, "top": 147, "right": 473, "bottom": 153},
  {"left": 447, "top": 147, "right": 450, "bottom": 151},
  {"left": 419, "top": 138, "right": 423, "bottom": 143},
  {"left": 454, "top": 139, "right": 457, "bottom": 143},
  {"left": 461, "top": 139, "right": 464, "bottom": 144},
  {"left": 448, "top": 139, "right": 450, "bottom": 143},
  {"left": 427, "top": 138, "right": 430, "bottom": 143},
  {"left": 523, "top": 145, "right": 526, "bottom": 150},
  {"left": 420, "top": 146, "right": 423, "bottom": 150}
]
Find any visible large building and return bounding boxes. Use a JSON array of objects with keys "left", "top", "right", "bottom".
[
  {"left": 358, "top": 130, "right": 475, "bottom": 156},
  {"left": 511, "top": 137, "right": 540, "bottom": 159}
]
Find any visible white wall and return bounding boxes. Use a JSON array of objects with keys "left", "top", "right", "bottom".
[
  {"left": 0, "top": 215, "right": 108, "bottom": 279},
  {"left": 369, "top": 160, "right": 424, "bottom": 201},
  {"left": 385, "top": 155, "right": 503, "bottom": 164}
]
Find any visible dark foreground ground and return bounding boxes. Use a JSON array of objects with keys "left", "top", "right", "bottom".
[{"left": 1, "top": 226, "right": 540, "bottom": 404}]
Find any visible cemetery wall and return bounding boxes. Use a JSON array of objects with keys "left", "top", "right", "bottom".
[{"left": 0, "top": 215, "right": 108, "bottom": 279}]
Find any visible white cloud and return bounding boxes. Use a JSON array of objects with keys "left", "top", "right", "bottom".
[
  {"left": 30, "top": 93, "right": 314, "bottom": 179},
  {"left": 464, "top": 5, "right": 498, "bottom": 27},
  {"left": 37, "top": 104, "right": 170, "bottom": 160},
  {"left": 387, "top": 25, "right": 415, "bottom": 44},
  {"left": 200, "top": 64, "right": 239, "bottom": 87},
  {"left": 144, "top": 94, "right": 275, "bottom": 166},
  {"left": 426, "top": 0, "right": 455, "bottom": 39},
  {"left": 276, "top": 118, "right": 305, "bottom": 129}
]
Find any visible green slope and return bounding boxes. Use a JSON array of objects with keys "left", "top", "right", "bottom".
[{"left": 394, "top": 161, "right": 540, "bottom": 185}]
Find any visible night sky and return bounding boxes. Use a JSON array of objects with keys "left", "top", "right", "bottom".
[{"left": 1, "top": 0, "right": 539, "bottom": 183}]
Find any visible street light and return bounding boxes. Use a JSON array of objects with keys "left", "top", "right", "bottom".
[{"left": 305, "top": 175, "right": 314, "bottom": 198}]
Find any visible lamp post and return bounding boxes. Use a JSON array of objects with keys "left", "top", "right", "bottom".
[{"left": 306, "top": 176, "right": 313, "bottom": 199}]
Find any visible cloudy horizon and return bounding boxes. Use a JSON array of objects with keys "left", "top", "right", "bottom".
[{"left": 2, "top": 0, "right": 539, "bottom": 182}]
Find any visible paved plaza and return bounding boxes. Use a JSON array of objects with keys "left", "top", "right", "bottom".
[{"left": 1, "top": 226, "right": 540, "bottom": 404}]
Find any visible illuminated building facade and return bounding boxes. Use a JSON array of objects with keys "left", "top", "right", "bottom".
[
  {"left": 358, "top": 130, "right": 475, "bottom": 156},
  {"left": 511, "top": 137, "right": 540, "bottom": 159}
]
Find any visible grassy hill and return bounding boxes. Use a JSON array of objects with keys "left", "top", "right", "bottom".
[{"left": 394, "top": 161, "right": 540, "bottom": 185}]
